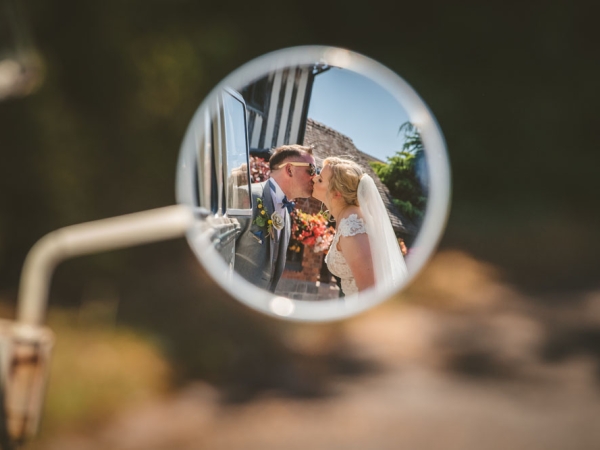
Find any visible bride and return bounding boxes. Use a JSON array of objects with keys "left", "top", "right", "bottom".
[{"left": 312, "top": 157, "right": 408, "bottom": 296}]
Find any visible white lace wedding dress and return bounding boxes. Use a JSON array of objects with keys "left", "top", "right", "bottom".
[
  {"left": 325, "top": 214, "right": 366, "bottom": 296},
  {"left": 324, "top": 175, "right": 409, "bottom": 297}
]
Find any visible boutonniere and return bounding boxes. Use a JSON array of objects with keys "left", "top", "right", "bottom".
[{"left": 252, "top": 197, "right": 284, "bottom": 243}]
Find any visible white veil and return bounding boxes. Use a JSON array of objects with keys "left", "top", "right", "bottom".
[{"left": 358, "top": 174, "right": 409, "bottom": 292}]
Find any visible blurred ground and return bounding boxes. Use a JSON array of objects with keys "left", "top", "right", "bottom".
[{"left": 23, "top": 250, "right": 600, "bottom": 450}]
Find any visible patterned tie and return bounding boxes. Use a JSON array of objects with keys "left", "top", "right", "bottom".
[{"left": 281, "top": 196, "right": 295, "bottom": 214}]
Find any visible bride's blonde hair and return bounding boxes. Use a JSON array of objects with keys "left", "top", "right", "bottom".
[{"left": 323, "top": 157, "right": 365, "bottom": 206}]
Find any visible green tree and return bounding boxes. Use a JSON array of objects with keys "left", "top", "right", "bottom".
[
  {"left": 370, "top": 122, "right": 426, "bottom": 221},
  {"left": 398, "top": 121, "right": 424, "bottom": 155}
]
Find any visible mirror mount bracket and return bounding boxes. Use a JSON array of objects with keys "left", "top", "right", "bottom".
[{"left": 16, "top": 205, "right": 194, "bottom": 327}]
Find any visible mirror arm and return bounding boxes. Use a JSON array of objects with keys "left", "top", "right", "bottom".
[
  {"left": 190, "top": 207, "right": 212, "bottom": 219},
  {"left": 16, "top": 205, "right": 194, "bottom": 327}
]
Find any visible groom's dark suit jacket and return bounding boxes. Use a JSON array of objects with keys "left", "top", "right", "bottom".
[{"left": 234, "top": 181, "right": 291, "bottom": 292}]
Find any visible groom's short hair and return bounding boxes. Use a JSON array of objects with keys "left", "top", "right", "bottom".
[{"left": 269, "top": 144, "right": 314, "bottom": 171}]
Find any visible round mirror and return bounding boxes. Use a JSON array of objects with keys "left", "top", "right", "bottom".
[{"left": 176, "top": 46, "right": 450, "bottom": 322}]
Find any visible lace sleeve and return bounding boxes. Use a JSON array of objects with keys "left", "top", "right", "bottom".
[{"left": 338, "top": 214, "right": 367, "bottom": 237}]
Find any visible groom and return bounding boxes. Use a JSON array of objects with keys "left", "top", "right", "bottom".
[{"left": 234, "top": 144, "right": 316, "bottom": 292}]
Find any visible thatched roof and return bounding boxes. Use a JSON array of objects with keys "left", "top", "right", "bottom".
[{"left": 303, "top": 118, "right": 417, "bottom": 237}]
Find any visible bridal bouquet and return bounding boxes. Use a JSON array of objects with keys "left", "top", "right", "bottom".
[{"left": 290, "top": 210, "right": 336, "bottom": 253}]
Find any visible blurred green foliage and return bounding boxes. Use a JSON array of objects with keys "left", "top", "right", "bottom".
[
  {"left": 0, "top": 0, "right": 599, "bottom": 393},
  {"left": 41, "top": 306, "right": 171, "bottom": 435}
]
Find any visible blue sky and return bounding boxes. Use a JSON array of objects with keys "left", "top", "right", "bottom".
[{"left": 307, "top": 67, "right": 411, "bottom": 162}]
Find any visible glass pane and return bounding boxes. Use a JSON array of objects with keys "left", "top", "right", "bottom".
[{"left": 222, "top": 90, "right": 251, "bottom": 212}]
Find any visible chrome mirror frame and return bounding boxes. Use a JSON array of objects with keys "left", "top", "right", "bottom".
[{"left": 176, "top": 45, "right": 451, "bottom": 322}]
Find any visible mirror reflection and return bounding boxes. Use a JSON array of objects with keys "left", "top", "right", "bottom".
[
  {"left": 177, "top": 47, "right": 449, "bottom": 320},
  {"left": 185, "top": 61, "right": 430, "bottom": 302}
]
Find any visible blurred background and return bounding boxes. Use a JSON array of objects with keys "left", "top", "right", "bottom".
[{"left": 1, "top": 0, "right": 600, "bottom": 448}]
